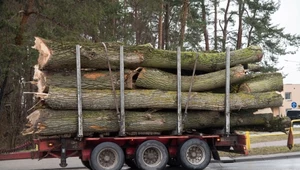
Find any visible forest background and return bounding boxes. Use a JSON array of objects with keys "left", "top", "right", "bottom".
[{"left": 0, "top": 0, "right": 300, "bottom": 148}]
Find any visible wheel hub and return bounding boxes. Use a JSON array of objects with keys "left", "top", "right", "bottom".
[
  {"left": 98, "top": 149, "right": 117, "bottom": 168},
  {"left": 186, "top": 145, "right": 204, "bottom": 165},
  {"left": 143, "top": 147, "right": 161, "bottom": 166},
  {"left": 104, "top": 155, "right": 110, "bottom": 162}
]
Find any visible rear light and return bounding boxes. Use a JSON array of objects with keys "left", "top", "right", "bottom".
[{"left": 48, "top": 142, "right": 54, "bottom": 147}]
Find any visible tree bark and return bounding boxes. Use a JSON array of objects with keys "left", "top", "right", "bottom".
[
  {"left": 33, "top": 66, "right": 135, "bottom": 93},
  {"left": 43, "top": 87, "right": 283, "bottom": 111},
  {"left": 135, "top": 65, "right": 248, "bottom": 91},
  {"left": 179, "top": 0, "right": 189, "bottom": 48},
  {"left": 213, "top": 0, "right": 219, "bottom": 51},
  {"left": 158, "top": 0, "right": 164, "bottom": 49},
  {"left": 201, "top": 0, "right": 209, "bottom": 51},
  {"left": 236, "top": 0, "right": 245, "bottom": 49},
  {"left": 33, "top": 37, "right": 263, "bottom": 72},
  {"left": 221, "top": 0, "right": 231, "bottom": 52},
  {"left": 23, "top": 109, "right": 290, "bottom": 136},
  {"left": 164, "top": 2, "right": 170, "bottom": 50},
  {"left": 238, "top": 73, "right": 283, "bottom": 93},
  {"left": 247, "top": 64, "right": 263, "bottom": 72}
]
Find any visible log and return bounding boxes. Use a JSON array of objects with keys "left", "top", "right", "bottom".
[
  {"left": 238, "top": 73, "right": 283, "bottom": 93},
  {"left": 33, "top": 65, "right": 136, "bottom": 93},
  {"left": 23, "top": 109, "right": 290, "bottom": 136},
  {"left": 135, "top": 65, "right": 248, "bottom": 92},
  {"left": 247, "top": 64, "right": 264, "bottom": 72},
  {"left": 43, "top": 87, "right": 283, "bottom": 111},
  {"left": 33, "top": 37, "right": 263, "bottom": 71}
]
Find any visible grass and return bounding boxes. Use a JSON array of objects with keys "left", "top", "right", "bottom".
[
  {"left": 250, "top": 133, "right": 300, "bottom": 143},
  {"left": 219, "top": 144, "right": 300, "bottom": 157}
]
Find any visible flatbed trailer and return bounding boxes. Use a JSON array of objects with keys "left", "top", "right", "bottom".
[
  {"left": 0, "top": 45, "right": 248, "bottom": 170},
  {"left": 0, "top": 134, "right": 247, "bottom": 170}
]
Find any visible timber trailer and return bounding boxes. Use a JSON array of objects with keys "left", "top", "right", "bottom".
[{"left": 0, "top": 45, "right": 248, "bottom": 170}]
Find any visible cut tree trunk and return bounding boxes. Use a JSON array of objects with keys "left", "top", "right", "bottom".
[
  {"left": 238, "top": 73, "right": 283, "bottom": 93},
  {"left": 33, "top": 37, "right": 263, "bottom": 71},
  {"left": 33, "top": 66, "right": 136, "bottom": 93},
  {"left": 23, "top": 109, "right": 290, "bottom": 136},
  {"left": 247, "top": 64, "right": 264, "bottom": 72},
  {"left": 135, "top": 65, "right": 248, "bottom": 92},
  {"left": 43, "top": 87, "right": 283, "bottom": 111}
]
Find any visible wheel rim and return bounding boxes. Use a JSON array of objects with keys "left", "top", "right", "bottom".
[
  {"left": 97, "top": 148, "right": 118, "bottom": 169},
  {"left": 142, "top": 146, "right": 162, "bottom": 167},
  {"left": 186, "top": 144, "right": 205, "bottom": 165}
]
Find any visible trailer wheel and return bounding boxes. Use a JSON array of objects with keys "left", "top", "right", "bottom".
[
  {"left": 135, "top": 140, "right": 168, "bottom": 170},
  {"left": 90, "top": 142, "right": 124, "bottom": 170},
  {"left": 81, "top": 159, "right": 92, "bottom": 170},
  {"left": 179, "top": 139, "right": 211, "bottom": 170},
  {"left": 125, "top": 158, "right": 137, "bottom": 169}
]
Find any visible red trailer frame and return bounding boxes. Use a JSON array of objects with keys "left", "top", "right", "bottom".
[{"left": 0, "top": 133, "right": 248, "bottom": 167}]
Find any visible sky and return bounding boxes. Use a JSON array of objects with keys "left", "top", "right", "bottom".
[{"left": 272, "top": 0, "right": 300, "bottom": 84}]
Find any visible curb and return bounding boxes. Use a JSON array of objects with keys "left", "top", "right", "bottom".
[{"left": 213, "top": 152, "right": 300, "bottom": 163}]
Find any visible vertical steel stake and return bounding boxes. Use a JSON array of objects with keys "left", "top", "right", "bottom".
[
  {"left": 225, "top": 47, "right": 231, "bottom": 135},
  {"left": 119, "top": 46, "right": 126, "bottom": 136},
  {"left": 76, "top": 45, "right": 83, "bottom": 138},
  {"left": 177, "top": 47, "right": 182, "bottom": 135}
]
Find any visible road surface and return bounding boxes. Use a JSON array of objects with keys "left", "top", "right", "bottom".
[{"left": 1, "top": 157, "right": 300, "bottom": 170}]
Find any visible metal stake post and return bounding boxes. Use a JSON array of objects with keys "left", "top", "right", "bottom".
[
  {"left": 225, "top": 47, "right": 231, "bottom": 135},
  {"left": 177, "top": 47, "right": 182, "bottom": 135},
  {"left": 119, "top": 46, "right": 126, "bottom": 136},
  {"left": 76, "top": 45, "right": 83, "bottom": 138}
]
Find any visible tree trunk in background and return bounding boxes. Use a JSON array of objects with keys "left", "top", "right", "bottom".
[
  {"left": 236, "top": 0, "right": 245, "bottom": 49},
  {"left": 179, "top": 0, "right": 189, "bottom": 48},
  {"left": 164, "top": 2, "right": 170, "bottom": 50},
  {"left": 221, "top": 0, "right": 231, "bottom": 52},
  {"left": 134, "top": 2, "right": 139, "bottom": 44},
  {"left": 158, "top": 0, "right": 164, "bottom": 49},
  {"left": 201, "top": 0, "right": 209, "bottom": 51},
  {"left": 23, "top": 109, "right": 290, "bottom": 136},
  {"left": 43, "top": 87, "right": 283, "bottom": 111},
  {"left": 213, "top": 0, "right": 218, "bottom": 51},
  {"left": 33, "top": 37, "right": 263, "bottom": 72}
]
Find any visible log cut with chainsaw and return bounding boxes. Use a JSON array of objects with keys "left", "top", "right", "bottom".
[
  {"left": 23, "top": 109, "right": 290, "bottom": 136},
  {"left": 32, "top": 37, "right": 263, "bottom": 71},
  {"left": 33, "top": 65, "right": 138, "bottom": 93},
  {"left": 40, "top": 87, "right": 283, "bottom": 111},
  {"left": 237, "top": 73, "right": 283, "bottom": 93},
  {"left": 23, "top": 37, "right": 287, "bottom": 137}
]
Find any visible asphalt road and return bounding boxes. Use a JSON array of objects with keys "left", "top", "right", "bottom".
[{"left": 1, "top": 156, "right": 300, "bottom": 170}]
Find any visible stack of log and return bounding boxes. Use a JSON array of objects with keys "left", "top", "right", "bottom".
[{"left": 23, "top": 37, "right": 289, "bottom": 136}]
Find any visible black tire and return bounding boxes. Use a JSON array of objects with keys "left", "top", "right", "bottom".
[
  {"left": 125, "top": 158, "right": 137, "bottom": 169},
  {"left": 179, "top": 139, "right": 211, "bottom": 170},
  {"left": 90, "top": 142, "right": 125, "bottom": 170},
  {"left": 135, "top": 140, "right": 169, "bottom": 170},
  {"left": 81, "top": 159, "right": 92, "bottom": 169}
]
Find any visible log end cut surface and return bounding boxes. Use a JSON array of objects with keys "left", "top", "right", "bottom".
[{"left": 32, "top": 37, "right": 51, "bottom": 70}]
